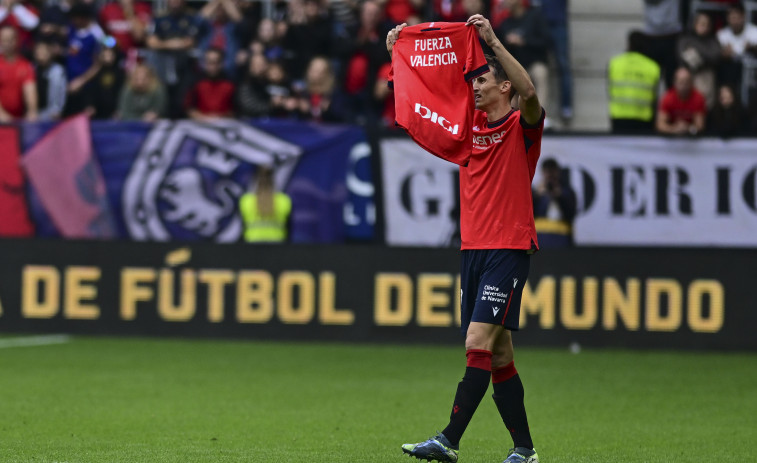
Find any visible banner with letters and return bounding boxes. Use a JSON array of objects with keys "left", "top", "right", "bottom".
[
  {"left": 380, "top": 138, "right": 460, "bottom": 246},
  {"left": 380, "top": 135, "right": 757, "bottom": 247},
  {"left": 0, "top": 239, "right": 754, "bottom": 350},
  {"left": 19, "top": 119, "right": 375, "bottom": 243}
]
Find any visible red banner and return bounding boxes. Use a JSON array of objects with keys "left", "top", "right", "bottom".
[{"left": 0, "top": 125, "right": 34, "bottom": 237}]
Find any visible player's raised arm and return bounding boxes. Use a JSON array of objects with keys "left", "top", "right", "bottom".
[
  {"left": 466, "top": 14, "right": 542, "bottom": 125},
  {"left": 386, "top": 23, "right": 407, "bottom": 57}
]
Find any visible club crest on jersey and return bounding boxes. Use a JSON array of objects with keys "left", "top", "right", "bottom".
[{"left": 414, "top": 103, "right": 460, "bottom": 135}]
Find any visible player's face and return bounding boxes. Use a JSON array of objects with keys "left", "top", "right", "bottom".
[{"left": 472, "top": 70, "right": 505, "bottom": 111}]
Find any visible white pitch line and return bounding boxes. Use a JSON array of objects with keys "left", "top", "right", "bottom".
[{"left": 0, "top": 334, "right": 72, "bottom": 349}]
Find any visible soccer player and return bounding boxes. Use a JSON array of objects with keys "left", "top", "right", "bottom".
[{"left": 386, "top": 14, "right": 544, "bottom": 463}]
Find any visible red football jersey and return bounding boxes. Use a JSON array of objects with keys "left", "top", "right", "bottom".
[
  {"left": 390, "top": 22, "right": 489, "bottom": 166},
  {"left": 460, "top": 108, "right": 545, "bottom": 250}
]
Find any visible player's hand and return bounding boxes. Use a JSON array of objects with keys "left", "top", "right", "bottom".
[
  {"left": 466, "top": 14, "right": 497, "bottom": 48},
  {"left": 386, "top": 23, "right": 407, "bottom": 56}
]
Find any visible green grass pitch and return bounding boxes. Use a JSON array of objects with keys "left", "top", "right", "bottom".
[{"left": 1, "top": 335, "right": 755, "bottom": 462}]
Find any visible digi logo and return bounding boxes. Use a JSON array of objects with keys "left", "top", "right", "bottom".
[{"left": 414, "top": 103, "right": 460, "bottom": 135}]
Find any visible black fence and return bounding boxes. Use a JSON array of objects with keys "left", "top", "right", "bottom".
[{"left": 0, "top": 239, "right": 754, "bottom": 350}]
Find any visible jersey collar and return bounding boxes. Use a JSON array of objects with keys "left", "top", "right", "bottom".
[{"left": 486, "top": 109, "right": 516, "bottom": 129}]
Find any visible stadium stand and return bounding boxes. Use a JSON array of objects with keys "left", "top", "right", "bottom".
[{"left": 0, "top": 0, "right": 755, "bottom": 131}]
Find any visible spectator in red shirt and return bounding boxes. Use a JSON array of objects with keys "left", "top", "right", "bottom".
[
  {"left": 656, "top": 66, "right": 707, "bottom": 136},
  {"left": 185, "top": 47, "right": 235, "bottom": 120},
  {"left": 0, "top": 25, "right": 36, "bottom": 121},
  {"left": 99, "top": 0, "right": 152, "bottom": 63}
]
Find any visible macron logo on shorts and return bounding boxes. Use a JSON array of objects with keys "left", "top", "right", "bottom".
[{"left": 492, "top": 306, "right": 500, "bottom": 317}]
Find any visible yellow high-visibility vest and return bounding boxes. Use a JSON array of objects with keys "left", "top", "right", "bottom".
[
  {"left": 239, "top": 192, "right": 292, "bottom": 242},
  {"left": 608, "top": 52, "right": 661, "bottom": 121}
]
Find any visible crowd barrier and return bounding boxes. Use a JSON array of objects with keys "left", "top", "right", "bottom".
[{"left": 1, "top": 239, "right": 753, "bottom": 351}]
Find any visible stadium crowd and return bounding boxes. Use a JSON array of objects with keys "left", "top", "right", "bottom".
[
  {"left": 609, "top": 0, "right": 757, "bottom": 137},
  {"left": 0, "top": 0, "right": 755, "bottom": 134}
]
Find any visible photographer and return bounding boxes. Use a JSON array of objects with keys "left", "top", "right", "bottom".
[{"left": 532, "top": 157, "right": 577, "bottom": 248}]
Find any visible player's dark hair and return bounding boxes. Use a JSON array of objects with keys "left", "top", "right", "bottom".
[
  {"left": 484, "top": 54, "right": 508, "bottom": 83},
  {"left": 483, "top": 53, "right": 517, "bottom": 98}
]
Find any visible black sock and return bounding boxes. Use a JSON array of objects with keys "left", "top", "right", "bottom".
[
  {"left": 441, "top": 350, "right": 492, "bottom": 447},
  {"left": 492, "top": 372, "right": 533, "bottom": 450}
]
